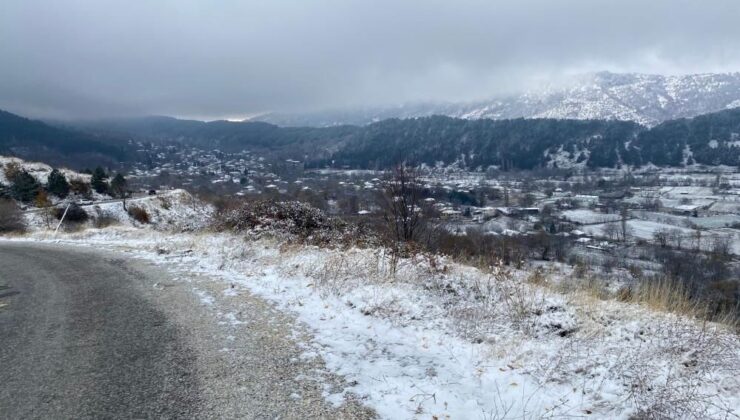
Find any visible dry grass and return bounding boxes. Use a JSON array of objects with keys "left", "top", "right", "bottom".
[
  {"left": 613, "top": 278, "right": 738, "bottom": 329},
  {"left": 0, "top": 198, "right": 26, "bottom": 233},
  {"left": 632, "top": 278, "right": 696, "bottom": 316},
  {"left": 556, "top": 269, "right": 738, "bottom": 329},
  {"left": 127, "top": 206, "right": 150, "bottom": 224}
]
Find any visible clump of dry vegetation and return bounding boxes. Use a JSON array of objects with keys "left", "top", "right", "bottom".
[
  {"left": 127, "top": 206, "right": 150, "bottom": 224},
  {"left": 615, "top": 277, "right": 739, "bottom": 328},
  {"left": 53, "top": 202, "right": 89, "bottom": 224},
  {"left": 0, "top": 198, "right": 26, "bottom": 233},
  {"left": 91, "top": 207, "right": 119, "bottom": 228},
  {"left": 212, "top": 199, "right": 374, "bottom": 246}
]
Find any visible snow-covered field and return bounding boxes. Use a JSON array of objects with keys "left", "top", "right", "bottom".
[
  {"left": 561, "top": 209, "right": 621, "bottom": 225},
  {"left": 633, "top": 210, "right": 740, "bottom": 229},
  {"left": 5, "top": 193, "right": 739, "bottom": 419},
  {"left": 582, "top": 219, "right": 740, "bottom": 255}
]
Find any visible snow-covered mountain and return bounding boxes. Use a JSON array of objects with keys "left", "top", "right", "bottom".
[{"left": 256, "top": 72, "right": 740, "bottom": 127}]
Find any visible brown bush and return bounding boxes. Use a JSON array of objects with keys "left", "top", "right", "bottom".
[
  {"left": 69, "top": 178, "right": 92, "bottom": 198},
  {"left": 127, "top": 206, "right": 150, "bottom": 224},
  {"left": 92, "top": 212, "right": 119, "bottom": 228},
  {"left": 214, "top": 200, "right": 328, "bottom": 233},
  {"left": 53, "top": 203, "right": 89, "bottom": 223},
  {"left": 212, "top": 199, "right": 371, "bottom": 246},
  {"left": 0, "top": 198, "right": 25, "bottom": 233}
]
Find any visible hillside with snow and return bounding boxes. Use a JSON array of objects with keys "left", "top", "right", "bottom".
[
  {"left": 257, "top": 72, "right": 740, "bottom": 127},
  {"left": 0, "top": 156, "right": 91, "bottom": 187}
]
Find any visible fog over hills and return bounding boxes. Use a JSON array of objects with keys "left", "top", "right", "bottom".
[{"left": 256, "top": 72, "right": 740, "bottom": 127}]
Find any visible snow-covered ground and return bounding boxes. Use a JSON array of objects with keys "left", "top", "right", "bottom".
[
  {"left": 582, "top": 219, "right": 740, "bottom": 255},
  {"left": 5, "top": 192, "right": 739, "bottom": 419},
  {"left": 22, "top": 189, "right": 210, "bottom": 232},
  {"left": 0, "top": 155, "right": 92, "bottom": 188},
  {"left": 561, "top": 209, "right": 621, "bottom": 225}
]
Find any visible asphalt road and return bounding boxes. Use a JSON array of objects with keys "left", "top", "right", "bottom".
[
  {"left": 0, "top": 242, "right": 200, "bottom": 419},
  {"left": 0, "top": 242, "right": 374, "bottom": 420}
]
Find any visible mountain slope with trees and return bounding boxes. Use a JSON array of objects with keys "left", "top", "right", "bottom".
[{"left": 0, "top": 110, "right": 130, "bottom": 168}]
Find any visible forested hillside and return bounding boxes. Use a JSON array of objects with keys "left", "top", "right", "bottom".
[
  {"left": 0, "top": 110, "right": 129, "bottom": 168},
  {"left": 326, "top": 116, "right": 642, "bottom": 170},
  {"left": 638, "top": 108, "right": 740, "bottom": 166}
]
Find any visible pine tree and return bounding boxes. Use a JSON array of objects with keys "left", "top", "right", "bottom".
[
  {"left": 91, "top": 166, "right": 109, "bottom": 194},
  {"left": 10, "top": 170, "right": 41, "bottom": 203},
  {"left": 47, "top": 169, "right": 70, "bottom": 198},
  {"left": 110, "top": 173, "right": 128, "bottom": 198}
]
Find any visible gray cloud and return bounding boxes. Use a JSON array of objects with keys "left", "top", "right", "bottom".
[{"left": 1, "top": 0, "right": 739, "bottom": 119}]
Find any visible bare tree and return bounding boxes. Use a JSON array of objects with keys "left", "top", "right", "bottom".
[
  {"left": 619, "top": 206, "right": 631, "bottom": 242},
  {"left": 710, "top": 235, "right": 732, "bottom": 261},
  {"left": 692, "top": 227, "right": 703, "bottom": 251},
  {"left": 641, "top": 194, "right": 661, "bottom": 211},
  {"left": 668, "top": 228, "right": 684, "bottom": 250},
  {"left": 603, "top": 222, "right": 620, "bottom": 241},
  {"left": 34, "top": 190, "right": 53, "bottom": 229},
  {"left": 381, "top": 164, "right": 422, "bottom": 243},
  {"left": 653, "top": 228, "right": 670, "bottom": 248}
]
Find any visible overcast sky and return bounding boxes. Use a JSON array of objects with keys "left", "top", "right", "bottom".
[{"left": 1, "top": 0, "right": 739, "bottom": 120}]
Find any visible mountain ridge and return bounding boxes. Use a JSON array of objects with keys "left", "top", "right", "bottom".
[{"left": 254, "top": 71, "right": 740, "bottom": 127}]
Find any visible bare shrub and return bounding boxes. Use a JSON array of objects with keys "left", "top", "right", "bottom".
[
  {"left": 624, "top": 322, "right": 740, "bottom": 420},
  {"left": 603, "top": 222, "right": 620, "bottom": 241},
  {"left": 309, "top": 250, "right": 386, "bottom": 296},
  {"left": 68, "top": 178, "right": 92, "bottom": 198},
  {"left": 3, "top": 162, "right": 22, "bottom": 182},
  {"left": 616, "top": 285, "right": 633, "bottom": 302},
  {"left": 379, "top": 164, "right": 423, "bottom": 243},
  {"left": 627, "top": 264, "right": 643, "bottom": 279},
  {"left": 157, "top": 196, "right": 172, "bottom": 210},
  {"left": 212, "top": 199, "right": 369, "bottom": 246},
  {"left": 92, "top": 209, "right": 119, "bottom": 228},
  {"left": 573, "top": 261, "right": 588, "bottom": 279},
  {"left": 0, "top": 198, "right": 25, "bottom": 233},
  {"left": 127, "top": 206, "right": 150, "bottom": 224},
  {"left": 527, "top": 268, "right": 547, "bottom": 286},
  {"left": 54, "top": 203, "right": 89, "bottom": 224},
  {"left": 653, "top": 228, "right": 670, "bottom": 248}
]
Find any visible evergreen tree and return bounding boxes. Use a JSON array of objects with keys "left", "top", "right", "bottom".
[
  {"left": 91, "top": 166, "right": 109, "bottom": 194},
  {"left": 110, "top": 173, "right": 128, "bottom": 198},
  {"left": 47, "top": 169, "right": 70, "bottom": 198},
  {"left": 10, "top": 170, "right": 41, "bottom": 203}
]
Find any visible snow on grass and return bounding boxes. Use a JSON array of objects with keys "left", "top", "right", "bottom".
[
  {"left": 9, "top": 227, "right": 739, "bottom": 419},
  {"left": 633, "top": 210, "right": 740, "bottom": 229},
  {"left": 0, "top": 155, "right": 91, "bottom": 185},
  {"left": 582, "top": 218, "right": 740, "bottom": 255},
  {"left": 23, "top": 189, "right": 212, "bottom": 232},
  {"left": 561, "top": 209, "right": 620, "bottom": 225}
]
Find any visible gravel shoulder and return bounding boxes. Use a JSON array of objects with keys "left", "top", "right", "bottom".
[{"left": 0, "top": 241, "right": 374, "bottom": 419}]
